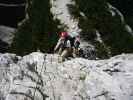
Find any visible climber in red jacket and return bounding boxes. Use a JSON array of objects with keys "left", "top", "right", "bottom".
[{"left": 54, "top": 32, "right": 80, "bottom": 61}]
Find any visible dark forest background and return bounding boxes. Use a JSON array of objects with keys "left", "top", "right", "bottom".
[
  {"left": 0, "top": 0, "right": 133, "bottom": 28},
  {"left": 0, "top": 0, "right": 133, "bottom": 58}
]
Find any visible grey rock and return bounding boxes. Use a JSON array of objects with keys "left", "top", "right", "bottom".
[
  {"left": 0, "top": 25, "right": 16, "bottom": 45},
  {"left": 0, "top": 52, "right": 133, "bottom": 100}
]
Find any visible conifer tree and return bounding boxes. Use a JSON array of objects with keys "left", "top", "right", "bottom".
[{"left": 10, "top": 0, "right": 62, "bottom": 55}]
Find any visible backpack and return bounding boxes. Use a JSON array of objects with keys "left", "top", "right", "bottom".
[
  {"left": 61, "top": 37, "right": 72, "bottom": 49},
  {"left": 66, "top": 35, "right": 75, "bottom": 47},
  {"left": 66, "top": 35, "right": 80, "bottom": 48}
]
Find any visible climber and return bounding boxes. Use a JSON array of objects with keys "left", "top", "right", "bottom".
[
  {"left": 68, "top": 31, "right": 81, "bottom": 57},
  {"left": 54, "top": 32, "right": 80, "bottom": 61},
  {"left": 72, "top": 35, "right": 80, "bottom": 57},
  {"left": 54, "top": 32, "right": 72, "bottom": 61}
]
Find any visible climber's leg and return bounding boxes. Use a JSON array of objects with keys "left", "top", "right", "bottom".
[
  {"left": 58, "top": 48, "right": 63, "bottom": 55},
  {"left": 61, "top": 49, "right": 68, "bottom": 61}
]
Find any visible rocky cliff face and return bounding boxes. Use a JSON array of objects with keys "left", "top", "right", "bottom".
[{"left": 0, "top": 52, "right": 133, "bottom": 100}]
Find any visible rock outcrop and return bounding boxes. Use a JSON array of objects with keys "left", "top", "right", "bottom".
[
  {"left": 0, "top": 25, "right": 15, "bottom": 53},
  {"left": 0, "top": 52, "right": 133, "bottom": 100},
  {"left": 0, "top": 25, "right": 15, "bottom": 45}
]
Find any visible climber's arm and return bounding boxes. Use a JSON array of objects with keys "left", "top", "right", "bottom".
[{"left": 54, "top": 38, "right": 62, "bottom": 52}]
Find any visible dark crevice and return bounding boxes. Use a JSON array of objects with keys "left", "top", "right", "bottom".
[
  {"left": 0, "top": 0, "right": 26, "bottom": 28},
  {"left": 10, "top": 91, "right": 33, "bottom": 100}
]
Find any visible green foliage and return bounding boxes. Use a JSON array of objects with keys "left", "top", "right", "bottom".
[
  {"left": 10, "top": 0, "right": 63, "bottom": 55},
  {"left": 94, "top": 41, "right": 111, "bottom": 59},
  {"left": 10, "top": 21, "right": 34, "bottom": 55},
  {"left": 69, "top": 0, "right": 133, "bottom": 58}
]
